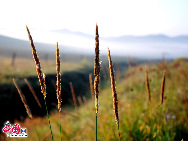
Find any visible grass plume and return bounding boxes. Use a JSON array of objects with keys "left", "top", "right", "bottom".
[
  {"left": 26, "top": 26, "right": 46, "bottom": 100},
  {"left": 145, "top": 66, "right": 151, "bottom": 102},
  {"left": 108, "top": 48, "right": 120, "bottom": 140},
  {"left": 13, "top": 79, "right": 40, "bottom": 140},
  {"left": 94, "top": 24, "right": 101, "bottom": 141},
  {"left": 24, "top": 78, "right": 42, "bottom": 108},
  {"left": 56, "top": 42, "right": 62, "bottom": 141},
  {"left": 26, "top": 26, "right": 53, "bottom": 140},
  {"left": 13, "top": 78, "right": 32, "bottom": 118},
  {"left": 94, "top": 24, "right": 101, "bottom": 114},
  {"left": 160, "top": 70, "right": 166, "bottom": 105},
  {"left": 108, "top": 48, "right": 119, "bottom": 125},
  {"left": 69, "top": 82, "right": 78, "bottom": 109},
  {"left": 56, "top": 42, "right": 61, "bottom": 113}
]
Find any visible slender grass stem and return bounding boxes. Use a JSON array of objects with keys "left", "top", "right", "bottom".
[
  {"left": 118, "top": 122, "right": 121, "bottom": 141},
  {"left": 96, "top": 113, "right": 97, "bottom": 141},
  {"left": 44, "top": 100, "right": 53, "bottom": 141},
  {"left": 32, "top": 119, "right": 40, "bottom": 141},
  {"left": 94, "top": 23, "right": 100, "bottom": 141},
  {"left": 59, "top": 112, "right": 62, "bottom": 141}
]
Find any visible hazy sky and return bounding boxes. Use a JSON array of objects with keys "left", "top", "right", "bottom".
[{"left": 0, "top": 0, "right": 188, "bottom": 39}]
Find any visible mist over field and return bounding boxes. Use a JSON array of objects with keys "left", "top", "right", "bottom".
[{"left": 0, "top": 29, "right": 187, "bottom": 59}]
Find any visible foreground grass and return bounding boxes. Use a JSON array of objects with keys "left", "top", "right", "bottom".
[{"left": 3, "top": 59, "right": 188, "bottom": 140}]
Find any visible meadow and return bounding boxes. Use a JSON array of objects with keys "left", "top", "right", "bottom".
[
  {"left": 1, "top": 57, "right": 187, "bottom": 141},
  {"left": 0, "top": 26, "right": 187, "bottom": 141}
]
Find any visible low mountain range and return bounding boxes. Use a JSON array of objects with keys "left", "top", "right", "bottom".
[
  {"left": 0, "top": 29, "right": 188, "bottom": 58},
  {"left": 52, "top": 29, "right": 188, "bottom": 43}
]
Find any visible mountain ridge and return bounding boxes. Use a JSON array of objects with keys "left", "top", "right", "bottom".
[{"left": 52, "top": 28, "right": 188, "bottom": 43}]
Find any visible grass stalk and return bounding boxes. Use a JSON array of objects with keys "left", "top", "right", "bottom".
[
  {"left": 26, "top": 26, "right": 53, "bottom": 140},
  {"left": 13, "top": 79, "right": 40, "bottom": 140},
  {"left": 44, "top": 100, "right": 53, "bottom": 141},
  {"left": 59, "top": 113, "right": 62, "bottom": 141},
  {"left": 145, "top": 66, "right": 151, "bottom": 102},
  {"left": 13, "top": 78, "right": 32, "bottom": 118},
  {"left": 96, "top": 113, "right": 97, "bottom": 141},
  {"left": 56, "top": 42, "right": 62, "bottom": 141},
  {"left": 77, "top": 96, "right": 83, "bottom": 106},
  {"left": 118, "top": 122, "right": 121, "bottom": 141},
  {"left": 94, "top": 24, "right": 100, "bottom": 141},
  {"left": 108, "top": 48, "right": 120, "bottom": 140},
  {"left": 160, "top": 70, "right": 166, "bottom": 105},
  {"left": 24, "top": 78, "right": 42, "bottom": 108},
  {"left": 83, "top": 96, "right": 87, "bottom": 105},
  {"left": 69, "top": 82, "right": 78, "bottom": 109},
  {"left": 26, "top": 26, "right": 46, "bottom": 100},
  {"left": 31, "top": 119, "right": 40, "bottom": 141}
]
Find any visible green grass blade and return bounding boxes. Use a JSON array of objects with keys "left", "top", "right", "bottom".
[
  {"left": 32, "top": 119, "right": 40, "bottom": 141},
  {"left": 59, "top": 112, "right": 62, "bottom": 141},
  {"left": 45, "top": 100, "right": 53, "bottom": 141}
]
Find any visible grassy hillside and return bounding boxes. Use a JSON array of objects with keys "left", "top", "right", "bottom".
[{"left": 1, "top": 59, "right": 187, "bottom": 140}]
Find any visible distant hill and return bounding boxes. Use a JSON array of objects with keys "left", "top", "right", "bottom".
[
  {"left": 102, "top": 35, "right": 188, "bottom": 43},
  {"left": 52, "top": 29, "right": 188, "bottom": 44},
  {"left": 1, "top": 30, "right": 188, "bottom": 59},
  {"left": 0, "top": 35, "right": 76, "bottom": 58}
]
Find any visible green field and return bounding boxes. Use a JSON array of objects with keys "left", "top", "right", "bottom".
[
  {"left": 1, "top": 58, "right": 187, "bottom": 140},
  {"left": 0, "top": 56, "right": 86, "bottom": 83}
]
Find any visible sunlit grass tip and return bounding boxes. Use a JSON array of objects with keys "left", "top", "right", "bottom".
[
  {"left": 26, "top": 26, "right": 46, "bottom": 99},
  {"left": 56, "top": 42, "right": 61, "bottom": 113}
]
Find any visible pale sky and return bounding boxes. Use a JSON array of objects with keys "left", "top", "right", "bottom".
[
  {"left": 0, "top": 0, "right": 188, "bottom": 52},
  {"left": 0, "top": 0, "right": 187, "bottom": 58}
]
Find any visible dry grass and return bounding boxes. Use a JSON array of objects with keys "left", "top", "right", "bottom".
[
  {"left": 94, "top": 24, "right": 100, "bottom": 114},
  {"left": 83, "top": 96, "right": 88, "bottom": 105},
  {"left": 145, "top": 66, "right": 151, "bottom": 102},
  {"left": 108, "top": 48, "right": 119, "bottom": 125},
  {"left": 160, "top": 70, "right": 166, "bottom": 105},
  {"left": 13, "top": 78, "right": 32, "bottom": 118},
  {"left": 26, "top": 26, "right": 46, "bottom": 100},
  {"left": 26, "top": 26, "right": 53, "bottom": 140},
  {"left": 69, "top": 82, "right": 78, "bottom": 109},
  {"left": 56, "top": 42, "right": 61, "bottom": 113},
  {"left": 24, "top": 78, "right": 42, "bottom": 108},
  {"left": 77, "top": 96, "right": 83, "bottom": 106}
]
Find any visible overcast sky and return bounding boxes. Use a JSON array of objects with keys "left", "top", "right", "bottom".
[{"left": 0, "top": 0, "right": 188, "bottom": 39}]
